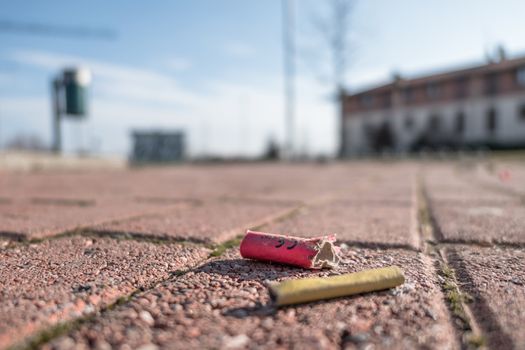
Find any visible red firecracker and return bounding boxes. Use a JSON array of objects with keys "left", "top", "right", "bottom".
[{"left": 240, "top": 230, "right": 340, "bottom": 269}]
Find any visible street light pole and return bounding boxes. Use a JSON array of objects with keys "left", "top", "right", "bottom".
[{"left": 282, "top": 0, "right": 295, "bottom": 160}]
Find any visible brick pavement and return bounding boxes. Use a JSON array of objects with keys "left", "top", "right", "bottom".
[
  {"left": 0, "top": 236, "right": 209, "bottom": 350},
  {"left": 47, "top": 249, "right": 456, "bottom": 350},
  {"left": 0, "top": 160, "right": 524, "bottom": 349},
  {"left": 92, "top": 198, "right": 297, "bottom": 243},
  {"left": 445, "top": 246, "right": 525, "bottom": 349}
]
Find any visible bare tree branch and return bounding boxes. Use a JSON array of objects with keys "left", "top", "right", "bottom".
[{"left": 304, "top": 0, "right": 355, "bottom": 95}]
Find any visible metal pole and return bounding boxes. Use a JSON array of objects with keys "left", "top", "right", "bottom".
[
  {"left": 51, "top": 78, "right": 62, "bottom": 154},
  {"left": 282, "top": 0, "right": 295, "bottom": 159}
]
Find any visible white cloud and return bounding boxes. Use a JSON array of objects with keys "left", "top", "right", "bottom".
[
  {"left": 3, "top": 49, "right": 337, "bottom": 158},
  {"left": 165, "top": 57, "right": 192, "bottom": 72},
  {"left": 9, "top": 49, "right": 201, "bottom": 106}
]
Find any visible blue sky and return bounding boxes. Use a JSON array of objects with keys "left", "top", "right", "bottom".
[{"left": 1, "top": 0, "right": 524, "bottom": 156}]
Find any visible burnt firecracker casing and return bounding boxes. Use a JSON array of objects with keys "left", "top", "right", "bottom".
[
  {"left": 240, "top": 230, "right": 341, "bottom": 269},
  {"left": 268, "top": 266, "right": 405, "bottom": 306}
]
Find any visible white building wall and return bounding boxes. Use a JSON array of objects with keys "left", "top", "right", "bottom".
[
  {"left": 462, "top": 94, "right": 525, "bottom": 145},
  {"left": 343, "top": 117, "right": 364, "bottom": 154},
  {"left": 464, "top": 99, "right": 489, "bottom": 142},
  {"left": 491, "top": 95, "right": 525, "bottom": 144},
  {"left": 343, "top": 91, "right": 525, "bottom": 154}
]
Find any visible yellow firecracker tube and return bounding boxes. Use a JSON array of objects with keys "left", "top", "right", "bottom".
[{"left": 268, "top": 266, "right": 404, "bottom": 306}]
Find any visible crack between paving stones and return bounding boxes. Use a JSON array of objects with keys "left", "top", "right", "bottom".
[
  {"left": 417, "top": 175, "right": 444, "bottom": 245},
  {"left": 420, "top": 167, "right": 525, "bottom": 348},
  {"left": 0, "top": 199, "right": 203, "bottom": 247},
  {"left": 217, "top": 195, "right": 305, "bottom": 207},
  {"left": 326, "top": 239, "right": 525, "bottom": 253},
  {"left": 0, "top": 197, "right": 312, "bottom": 251},
  {"left": 208, "top": 202, "right": 310, "bottom": 257},
  {"left": 439, "top": 239, "right": 525, "bottom": 249},
  {"left": 417, "top": 171, "right": 486, "bottom": 349},
  {"left": 6, "top": 182, "right": 514, "bottom": 349},
  {"left": 1, "top": 228, "right": 210, "bottom": 250},
  {"left": 133, "top": 196, "right": 203, "bottom": 206},
  {"left": 444, "top": 247, "right": 515, "bottom": 350},
  {"left": 337, "top": 240, "right": 420, "bottom": 252},
  {"left": 29, "top": 198, "right": 96, "bottom": 207},
  {"left": 7, "top": 258, "right": 208, "bottom": 350},
  {"left": 7, "top": 201, "right": 314, "bottom": 348},
  {"left": 3, "top": 197, "right": 438, "bottom": 255},
  {"left": 0, "top": 230, "right": 26, "bottom": 244},
  {"left": 8, "top": 200, "right": 312, "bottom": 349}
]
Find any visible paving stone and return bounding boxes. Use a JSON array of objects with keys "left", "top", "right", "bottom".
[
  {"left": 0, "top": 163, "right": 417, "bottom": 204},
  {"left": 0, "top": 167, "right": 233, "bottom": 201},
  {"left": 446, "top": 246, "right": 525, "bottom": 349},
  {"left": 47, "top": 248, "right": 458, "bottom": 350},
  {"left": 0, "top": 170, "right": 133, "bottom": 199},
  {"left": 0, "top": 165, "right": 293, "bottom": 200},
  {"left": 473, "top": 162, "right": 525, "bottom": 197},
  {"left": 93, "top": 199, "right": 297, "bottom": 243},
  {"left": 430, "top": 199, "right": 525, "bottom": 244},
  {"left": 336, "top": 179, "right": 414, "bottom": 202},
  {"left": 264, "top": 199, "right": 419, "bottom": 249},
  {"left": 424, "top": 164, "right": 525, "bottom": 244},
  {"left": 328, "top": 163, "right": 416, "bottom": 202},
  {"left": 0, "top": 164, "right": 350, "bottom": 242},
  {"left": 4, "top": 161, "right": 519, "bottom": 348},
  {"left": 423, "top": 165, "right": 512, "bottom": 202},
  {"left": 0, "top": 198, "right": 186, "bottom": 241},
  {"left": 0, "top": 236, "right": 209, "bottom": 349},
  {"left": 0, "top": 163, "right": 419, "bottom": 243}
]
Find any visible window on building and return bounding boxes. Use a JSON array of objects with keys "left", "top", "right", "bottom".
[
  {"left": 517, "top": 104, "right": 525, "bottom": 122},
  {"left": 455, "top": 76, "right": 468, "bottom": 98},
  {"left": 404, "top": 87, "right": 413, "bottom": 103},
  {"left": 485, "top": 73, "right": 499, "bottom": 95},
  {"left": 380, "top": 91, "right": 391, "bottom": 108},
  {"left": 486, "top": 107, "right": 497, "bottom": 133},
  {"left": 359, "top": 94, "right": 374, "bottom": 108},
  {"left": 426, "top": 82, "right": 441, "bottom": 99},
  {"left": 404, "top": 115, "right": 414, "bottom": 129},
  {"left": 429, "top": 114, "right": 441, "bottom": 131},
  {"left": 516, "top": 67, "right": 525, "bottom": 87},
  {"left": 455, "top": 111, "right": 465, "bottom": 134}
]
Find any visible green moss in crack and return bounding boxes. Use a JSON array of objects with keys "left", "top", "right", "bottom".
[
  {"left": 466, "top": 334, "right": 486, "bottom": 348},
  {"left": 439, "top": 265, "right": 472, "bottom": 331},
  {"left": 209, "top": 235, "right": 244, "bottom": 257},
  {"left": 170, "top": 270, "right": 187, "bottom": 277},
  {"left": 12, "top": 320, "right": 78, "bottom": 350},
  {"left": 442, "top": 265, "right": 455, "bottom": 279},
  {"left": 416, "top": 178, "right": 435, "bottom": 244}
]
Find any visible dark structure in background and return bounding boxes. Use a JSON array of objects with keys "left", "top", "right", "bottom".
[
  {"left": 0, "top": 19, "right": 113, "bottom": 154},
  {"left": 131, "top": 130, "right": 185, "bottom": 163},
  {"left": 51, "top": 67, "right": 91, "bottom": 154},
  {"left": 339, "top": 52, "right": 525, "bottom": 156}
]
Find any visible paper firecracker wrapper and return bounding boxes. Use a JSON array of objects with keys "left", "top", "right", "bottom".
[
  {"left": 240, "top": 230, "right": 341, "bottom": 269},
  {"left": 268, "top": 266, "right": 405, "bottom": 306}
]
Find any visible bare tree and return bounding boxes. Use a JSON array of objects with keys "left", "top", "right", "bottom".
[
  {"left": 309, "top": 0, "right": 355, "bottom": 95},
  {"left": 6, "top": 133, "right": 47, "bottom": 152},
  {"left": 306, "top": 0, "right": 355, "bottom": 157}
]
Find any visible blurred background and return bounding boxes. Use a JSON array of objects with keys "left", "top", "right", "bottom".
[{"left": 0, "top": 0, "right": 524, "bottom": 167}]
